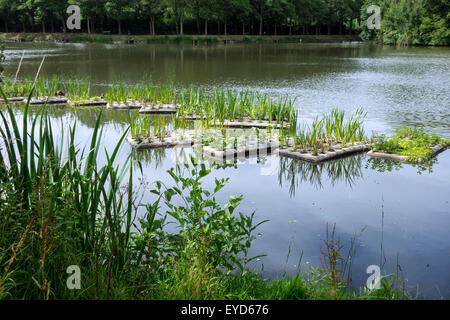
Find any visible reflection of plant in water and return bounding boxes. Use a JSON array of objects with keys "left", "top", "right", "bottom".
[
  {"left": 365, "top": 157, "right": 436, "bottom": 175},
  {"left": 279, "top": 157, "right": 324, "bottom": 194},
  {"left": 365, "top": 157, "right": 402, "bottom": 173},
  {"left": 171, "top": 147, "right": 193, "bottom": 167},
  {"left": 132, "top": 148, "right": 167, "bottom": 169},
  {"left": 278, "top": 154, "right": 364, "bottom": 197}
]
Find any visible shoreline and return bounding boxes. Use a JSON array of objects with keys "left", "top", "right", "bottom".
[{"left": 0, "top": 32, "right": 362, "bottom": 45}]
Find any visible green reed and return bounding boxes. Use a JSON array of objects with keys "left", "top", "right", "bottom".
[
  {"left": 290, "top": 109, "right": 367, "bottom": 154},
  {"left": 62, "top": 78, "right": 91, "bottom": 100}
]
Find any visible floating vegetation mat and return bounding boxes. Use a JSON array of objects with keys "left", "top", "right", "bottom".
[
  {"left": 107, "top": 101, "right": 143, "bottom": 110},
  {"left": 128, "top": 125, "right": 281, "bottom": 163},
  {"left": 183, "top": 115, "right": 289, "bottom": 129},
  {"left": 367, "top": 143, "right": 447, "bottom": 163},
  {"left": 1, "top": 76, "right": 298, "bottom": 128},
  {"left": 127, "top": 129, "right": 196, "bottom": 149},
  {"left": 70, "top": 98, "right": 108, "bottom": 107},
  {"left": 279, "top": 142, "right": 371, "bottom": 163},
  {"left": 198, "top": 127, "right": 280, "bottom": 161},
  {"left": 368, "top": 126, "right": 450, "bottom": 163},
  {"left": 203, "top": 140, "right": 280, "bottom": 160},
  {"left": 0, "top": 97, "right": 25, "bottom": 103},
  {"left": 277, "top": 108, "right": 370, "bottom": 163},
  {"left": 139, "top": 104, "right": 180, "bottom": 114},
  {"left": 30, "top": 96, "right": 68, "bottom": 105},
  {"left": 0, "top": 96, "right": 68, "bottom": 105}
]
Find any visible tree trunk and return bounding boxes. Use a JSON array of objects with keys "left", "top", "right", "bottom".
[
  {"left": 196, "top": 15, "right": 200, "bottom": 34},
  {"left": 224, "top": 20, "right": 227, "bottom": 36},
  {"left": 274, "top": 24, "right": 277, "bottom": 35},
  {"left": 327, "top": 22, "right": 331, "bottom": 35},
  {"left": 51, "top": 18, "right": 54, "bottom": 33},
  {"left": 87, "top": 17, "right": 90, "bottom": 34},
  {"left": 152, "top": 18, "right": 155, "bottom": 36},
  {"left": 42, "top": 20, "right": 45, "bottom": 33},
  {"left": 61, "top": 14, "right": 66, "bottom": 33},
  {"left": 259, "top": 10, "right": 263, "bottom": 35},
  {"left": 204, "top": 19, "right": 208, "bottom": 35},
  {"left": 349, "top": 18, "right": 352, "bottom": 35},
  {"left": 118, "top": 20, "right": 121, "bottom": 35},
  {"left": 242, "top": 23, "right": 245, "bottom": 35},
  {"left": 217, "top": 21, "right": 220, "bottom": 35}
]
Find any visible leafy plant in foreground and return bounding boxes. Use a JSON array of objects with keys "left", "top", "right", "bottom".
[{"left": 148, "top": 158, "right": 268, "bottom": 275}]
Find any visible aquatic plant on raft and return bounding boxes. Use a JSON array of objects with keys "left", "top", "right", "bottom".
[{"left": 369, "top": 126, "right": 449, "bottom": 163}]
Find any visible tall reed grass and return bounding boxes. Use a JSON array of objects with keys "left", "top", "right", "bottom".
[{"left": 288, "top": 108, "right": 367, "bottom": 155}]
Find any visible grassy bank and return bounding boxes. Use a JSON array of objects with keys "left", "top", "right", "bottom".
[
  {"left": 0, "top": 32, "right": 362, "bottom": 45},
  {"left": 0, "top": 89, "right": 412, "bottom": 300}
]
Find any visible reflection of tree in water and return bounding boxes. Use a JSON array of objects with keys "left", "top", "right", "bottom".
[
  {"left": 278, "top": 154, "right": 364, "bottom": 197},
  {"left": 365, "top": 157, "right": 436, "bottom": 175},
  {"left": 73, "top": 108, "right": 134, "bottom": 129},
  {"left": 17, "top": 104, "right": 135, "bottom": 129},
  {"left": 10, "top": 104, "right": 73, "bottom": 124}
]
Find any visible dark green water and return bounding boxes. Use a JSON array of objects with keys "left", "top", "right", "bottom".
[{"left": 3, "top": 42, "right": 450, "bottom": 299}]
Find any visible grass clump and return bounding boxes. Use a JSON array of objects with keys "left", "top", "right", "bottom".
[{"left": 373, "top": 126, "right": 449, "bottom": 163}]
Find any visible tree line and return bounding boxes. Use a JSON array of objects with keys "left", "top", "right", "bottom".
[
  {"left": 361, "top": 0, "right": 449, "bottom": 45},
  {"left": 0, "top": 0, "right": 448, "bottom": 45},
  {"left": 0, "top": 0, "right": 367, "bottom": 36}
]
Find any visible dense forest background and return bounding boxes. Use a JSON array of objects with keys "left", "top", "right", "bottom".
[{"left": 0, "top": 0, "right": 448, "bottom": 45}]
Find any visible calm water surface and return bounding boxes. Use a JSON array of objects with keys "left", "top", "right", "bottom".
[{"left": 3, "top": 42, "right": 449, "bottom": 298}]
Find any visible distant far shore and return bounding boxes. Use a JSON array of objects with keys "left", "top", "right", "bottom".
[{"left": 0, "top": 32, "right": 362, "bottom": 45}]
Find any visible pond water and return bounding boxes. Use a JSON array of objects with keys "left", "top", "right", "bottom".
[{"left": 2, "top": 42, "right": 450, "bottom": 299}]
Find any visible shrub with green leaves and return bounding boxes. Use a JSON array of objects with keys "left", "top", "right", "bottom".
[{"left": 149, "top": 158, "right": 268, "bottom": 274}]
